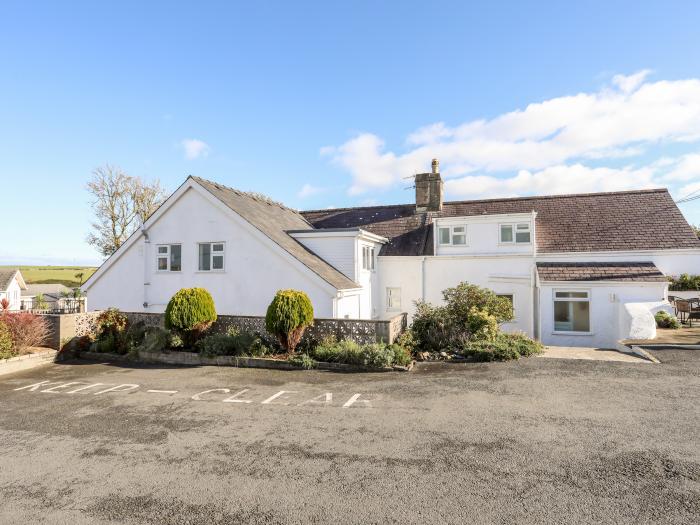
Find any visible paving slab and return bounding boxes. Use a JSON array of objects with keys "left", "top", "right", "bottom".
[{"left": 539, "top": 346, "right": 649, "bottom": 363}]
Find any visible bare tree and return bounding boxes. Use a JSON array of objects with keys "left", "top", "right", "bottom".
[{"left": 86, "top": 165, "right": 166, "bottom": 257}]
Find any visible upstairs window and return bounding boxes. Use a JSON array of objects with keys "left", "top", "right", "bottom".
[
  {"left": 362, "top": 245, "right": 375, "bottom": 271},
  {"left": 156, "top": 244, "right": 182, "bottom": 272},
  {"left": 198, "top": 242, "right": 225, "bottom": 271},
  {"left": 438, "top": 225, "right": 467, "bottom": 246},
  {"left": 500, "top": 223, "right": 531, "bottom": 244}
]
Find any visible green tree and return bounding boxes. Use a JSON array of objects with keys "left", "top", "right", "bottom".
[{"left": 265, "top": 290, "right": 314, "bottom": 354}]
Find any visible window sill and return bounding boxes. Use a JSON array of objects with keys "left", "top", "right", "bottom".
[
  {"left": 195, "top": 270, "right": 226, "bottom": 274},
  {"left": 551, "top": 331, "right": 594, "bottom": 336},
  {"left": 155, "top": 270, "right": 182, "bottom": 274}
]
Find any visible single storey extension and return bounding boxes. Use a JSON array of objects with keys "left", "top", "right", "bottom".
[{"left": 82, "top": 159, "right": 700, "bottom": 348}]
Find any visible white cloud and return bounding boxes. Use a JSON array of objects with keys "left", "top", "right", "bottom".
[
  {"left": 661, "top": 153, "right": 700, "bottom": 182},
  {"left": 181, "top": 139, "right": 211, "bottom": 160},
  {"left": 325, "top": 71, "right": 700, "bottom": 195},
  {"left": 297, "top": 183, "right": 325, "bottom": 198},
  {"left": 446, "top": 164, "right": 657, "bottom": 200}
]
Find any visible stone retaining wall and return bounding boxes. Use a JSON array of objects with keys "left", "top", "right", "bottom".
[{"left": 0, "top": 349, "right": 58, "bottom": 376}]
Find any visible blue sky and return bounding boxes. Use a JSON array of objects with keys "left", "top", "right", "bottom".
[{"left": 1, "top": 1, "right": 700, "bottom": 265}]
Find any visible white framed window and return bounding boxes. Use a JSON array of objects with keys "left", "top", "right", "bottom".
[
  {"left": 499, "top": 223, "right": 531, "bottom": 244},
  {"left": 553, "top": 290, "right": 590, "bottom": 333},
  {"left": 198, "top": 242, "right": 225, "bottom": 271},
  {"left": 362, "top": 245, "right": 375, "bottom": 271},
  {"left": 496, "top": 293, "right": 515, "bottom": 319},
  {"left": 386, "top": 287, "right": 401, "bottom": 311},
  {"left": 438, "top": 225, "right": 468, "bottom": 246},
  {"left": 156, "top": 244, "right": 182, "bottom": 272}
]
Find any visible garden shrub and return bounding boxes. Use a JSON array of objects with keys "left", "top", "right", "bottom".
[
  {"left": 164, "top": 288, "right": 217, "bottom": 345},
  {"left": 459, "top": 332, "right": 543, "bottom": 362},
  {"left": 2, "top": 312, "right": 51, "bottom": 351},
  {"left": 197, "top": 330, "right": 272, "bottom": 357},
  {"left": 411, "top": 282, "right": 515, "bottom": 352},
  {"left": 93, "top": 308, "right": 129, "bottom": 354},
  {"left": 0, "top": 319, "right": 14, "bottom": 359},
  {"left": 138, "top": 326, "right": 171, "bottom": 354},
  {"left": 389, "top": 343, "right": 413, "bottom": 366},
  {"left": 289, "top": 353, "right": 316, "bottom": 369},
  {"left": 655, "top": 311, "right": 681, "bottom": 329},
  {"left": 394, "top": 329, "right": 417, "bottom": 354},
  {"left": 668, "top": 273, "right": 700, "bottom": 291},
  {"left": 310, "top": 337, "right": 398, "bottom": 368},
  {"left": 125, "top": 320, "right": 148, "bottom": 348},
  {"left": 265, "top": 289, "right": 314, "bottom": 353}
]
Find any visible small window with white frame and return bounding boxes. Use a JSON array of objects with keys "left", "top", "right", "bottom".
[
  {"left": 156, "top": 244, "right": 182, "bottom": 272},
  {"left": 553, "top": 290, "right": 590, "bottom": 333},
  {"left": 362, "top": 245, "right": 375, "bottom": 271},
  {"left": 496, "top": 293, "right": 515, "bottom": 319},
  {"left": 438, "top": 225, "right": 468, "bottom": 246},
  {"left": 198, "top": 242, "right": 225, "bottom": 271},
  {"left": 500, "top": 223, "right": 531, "bottom": 244},
  {"left": 386, "top": 287, "right": 401, "bottom": 311}
]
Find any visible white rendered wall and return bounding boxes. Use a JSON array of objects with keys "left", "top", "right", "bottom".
[
  {"left": 3, "top": 278, "right": 23, "bottom": 311},
  {"left": 434, "top": 215, "right": 535, "bottom": 257},
  {"left": 378, "top": 256, "right": 535, "bottom": 336},
  {"left": 538, "top": 282, "right": 667, "bottom": 348},
  {"left": 85, "top": 187, "right": 338, "bottom": 317}
]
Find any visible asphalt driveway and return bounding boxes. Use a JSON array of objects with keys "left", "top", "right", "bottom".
[{"left": 0, "top": 350, "right": 698, "bottom": 524}]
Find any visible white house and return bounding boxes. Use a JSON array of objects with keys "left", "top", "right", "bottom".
[
  {"left": 0, "top": 269, "right": 27, "bottom": 311},
  {"left": 83, "top": 160, "right": 700, "bottom": 348}
]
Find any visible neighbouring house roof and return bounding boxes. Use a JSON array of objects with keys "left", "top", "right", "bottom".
[
  {"left": 191, "top": 177, "right": 360, "bottom": 290},
  {"left": 535, "top": 262, "right": 668, "bottom": 282},
  {"left": 21, "top": 283, "right": 73, "bottom": 299},
  {"left": 0, "top": 269, "right": 26, "bottom": 292},
  {"left": 302, "top": 189, "right": 700, "bottom": 256}
]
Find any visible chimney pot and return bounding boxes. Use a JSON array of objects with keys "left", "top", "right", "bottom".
[{"left": 431, "top": 158, "right": 439, "bottom": 174}]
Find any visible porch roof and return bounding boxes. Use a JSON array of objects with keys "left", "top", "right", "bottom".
[{"left": 536, "top": 262, "right": 668, "bottom": 282}]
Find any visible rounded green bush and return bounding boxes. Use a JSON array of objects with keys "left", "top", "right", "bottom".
[
  {"left": 165, "top": 288, "right": 217, "bottom": 334},
  {"left": 265, "top": 290, "right": 314, "bottom": 353}
]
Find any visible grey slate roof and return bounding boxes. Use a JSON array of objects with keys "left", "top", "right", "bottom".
[
  {"left": 536, "top": 262, "right": 668, "bottom": 282},
  {"left": 191, "top": 177, "right": 360, "bottom": 290},
  {"left": 0, "top": 269, "right": 20, "bottom": 292},
  {"left": 302, "top": 189, "right": 700, "bottom": 256},
  {"left": 22, "top": 283, "right": 72, "bottom": 299}
]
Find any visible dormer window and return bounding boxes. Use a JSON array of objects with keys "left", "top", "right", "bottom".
[
  {"left": 362, "top": 245, "right": 375, "bottom": 271},
  {"left": 500, "top": 223, "right": 531, "bottom": 244},
  {"left": 438, "top": 225, "right": 467, "bottom": 246}
]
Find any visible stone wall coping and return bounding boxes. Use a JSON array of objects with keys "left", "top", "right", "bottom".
[{"left": 75, "top": 349, "right": 412, "bottom": 373}]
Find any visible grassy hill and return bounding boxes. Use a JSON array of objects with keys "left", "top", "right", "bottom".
[{"left": 0, "top": 266, "right": 98, "bottom": 288}]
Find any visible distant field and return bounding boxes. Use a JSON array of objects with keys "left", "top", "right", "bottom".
[{"left": 0, "top": 266, "right": 98, "bottom": 288}]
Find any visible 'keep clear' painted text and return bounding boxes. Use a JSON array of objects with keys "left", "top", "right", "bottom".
[{"left": 12, "top": 381, "right": 373, "bottom": 408}]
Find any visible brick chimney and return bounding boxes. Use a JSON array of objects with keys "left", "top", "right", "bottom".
[{"left": 415, "top": 158, "right": 444, "bottom": 213}]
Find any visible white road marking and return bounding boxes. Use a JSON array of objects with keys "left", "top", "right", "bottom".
[
  {"left": 260, "top": 390, "right": 298, "bottom": 405},
  {"left": 67, "top": 383, "right": 106, "bottom": 394},
  {"left": 13, "top": 380, "right": 53, "bottom": 391},
  {"left": 342, "top": 393, "right": 371, "bottom": 408},
  {"left": 10, "top": 380, "right": 374, "bottom": 409},
  {"left": 41, "top": 382, "right": 83, "bottom": 393},
  {"left": 93, "top": 384, "right": 140, "bottom": 395},
  {"left": 191, "top": 388, "right": 230, "bottom": 401},
  {"left": 222, "top": 389, "right": 253, "bottom": 403},
  {"left": 299, "top": 393, "right": 333, "bottom": 406}
]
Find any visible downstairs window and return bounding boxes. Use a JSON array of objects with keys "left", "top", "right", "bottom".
[{"left": 553, "top": 290, "right": 590, "bottom": 332}]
